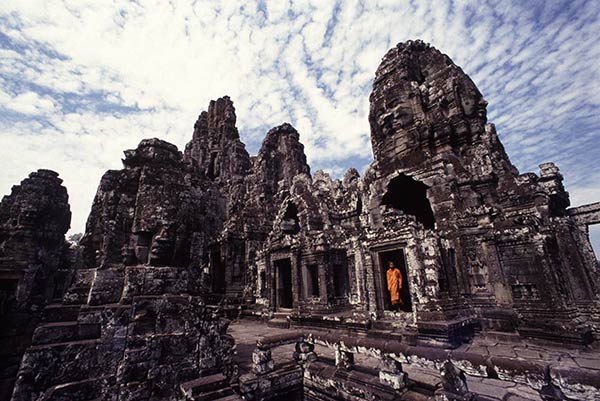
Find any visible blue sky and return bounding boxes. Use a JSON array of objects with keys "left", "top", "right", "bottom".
[{"left": 0, "top": 0, "right": 599, "bottom": 253}]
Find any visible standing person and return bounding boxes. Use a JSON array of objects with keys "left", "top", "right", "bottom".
[{"left": 386, "top": 261, "right": 403, "bottom": 310}]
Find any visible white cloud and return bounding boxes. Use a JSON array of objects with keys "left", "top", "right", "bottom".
[
  {"left": 0, "top": 0, "right": 598, "bottom": 235},
  {"left": 6, "top": 91, "right": 57, "bottom": 115}
]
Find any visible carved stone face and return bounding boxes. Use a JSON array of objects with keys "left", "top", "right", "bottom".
[
  {"left": 369, "top": 41, "right": 488, "bottom": 167},
  {"left": 376, "top": 92, "right": 415, "bottom": 136}
]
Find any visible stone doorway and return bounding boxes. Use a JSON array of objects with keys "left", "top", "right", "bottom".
[
  {"left": 378, "top": 249, "right": 412, "bottom": 312},
  {"left": 275, "top": 258, "right": 293, "bottom": 309},
  {"left": 333, "top": 262, "right": 350, "bottom": 298},
  {"left": 210, "top": 249, "right": 225, "bottom": 294}
]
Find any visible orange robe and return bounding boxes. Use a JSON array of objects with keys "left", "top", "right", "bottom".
[{"left": 386, "top": 267, "right": 403, "bottom": 305}]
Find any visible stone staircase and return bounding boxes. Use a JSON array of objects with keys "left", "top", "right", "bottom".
[
  {"left": 12, "top": 265, "right": 238, "bottom": 401},
  {"left": 12, "top": 302, "right": 116, "bottom": 401},
  {"left": 32, "top": 303, "right": 97, "bottom": 347},
  {"left": 41, "top": 303, "right": 81, "bottom": 322},
  {"left": 32, "top": 320, "right": 101, "bottom": 346}
]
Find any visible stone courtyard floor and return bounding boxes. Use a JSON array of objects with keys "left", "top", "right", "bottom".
[{"left": 228, "top": 319, "right": 600, "bottom": 400}]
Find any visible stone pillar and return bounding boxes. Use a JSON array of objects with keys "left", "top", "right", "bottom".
[
  {"left": 267, "top": 254, "right": 276, "bottom": 312},
  {"left": 291, "top": 245, "right": 301, "bottom": 310},
  {"left": 435, "top": 361, "right": 474, "bottom": 401},
  {"left": 252, "top": 346, "right": 274, "bottom": 374},
  {"left": 363, "top": 251, "right": 378, "bottom": 316},
  {"left": 316, "top": 252, "right": 328, "bottom": 302},
  {"left": 294, "top": 339, "right": 317, "bottom": 368},
  {"left": 335, "top": 346, "right": 354, "bottom": 370},
  {"left": 379, "top": 356, "right": 407, "bottom": 390}
]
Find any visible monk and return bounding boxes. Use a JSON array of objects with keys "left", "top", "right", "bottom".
[{"left": 386, "top": 261, "right": 403, "bottom": 310}]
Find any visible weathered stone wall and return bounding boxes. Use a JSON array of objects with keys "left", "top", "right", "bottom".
[
  {"left": 362, "top": 40, "right": 600, "bottom": 344},
  {"left": 184, "top": 96, "right": 251, "bottom": 181},
  {"left": 236, "top": 40, "right": 600, "bottom": 350},
  {"left": 11, "top": 264, "right": 235, "bottom": 401},
  {"left": 0, "top": 170, "right": 73, "bottom": 400},
  {"left": 369, "top": 40, "right": 491, "bottom": 172},
  {"left": 82, "top": 139, "right": 206, "bottom": 269},
  {"left": 207, "top": 121, "right": 312, "bottom": 301},
  {"left": 10, "top": 140, "right": 237, "bottom": 401}
]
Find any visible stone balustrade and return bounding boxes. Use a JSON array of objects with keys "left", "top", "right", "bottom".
[
  {"left": 250, "top": 331, "right": 600, "bottom": 401},
  {"left": 252, "top": 331, "right": 305, "bottom": 374}
]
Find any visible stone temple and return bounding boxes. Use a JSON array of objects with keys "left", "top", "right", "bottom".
[{"left": 1, "top": 40, "right": 600, "bottom": 400}]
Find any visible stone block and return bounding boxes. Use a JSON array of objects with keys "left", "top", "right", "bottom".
[
  {"left": 252, "top": 349, "right": 274, "bottom": 374},
  {"left": 549, "top": 365, "right": 600, "bottom": 401},
  {"left": 489, "top": 357, "right": 546, "bottom": 390},
  {"left": 87, "top": 268, "right": 125, "bottom": 305},
  {"left": 32, "top": 322, "right": 100, "bottom": 345},
  {"left": 42, "top": 304, "right": 80, "bottom": 323}
]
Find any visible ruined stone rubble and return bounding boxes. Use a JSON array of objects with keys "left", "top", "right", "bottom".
[{"left": 2, "top": 40, "right": 600, "bottom": 400}]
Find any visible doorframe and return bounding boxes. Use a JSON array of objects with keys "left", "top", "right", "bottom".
[
  {"left": 274, "top": 257, "right": 293, "bottom": 310},
  {"left": 370, "top": 242, "right": 410, "bottom": 315}
]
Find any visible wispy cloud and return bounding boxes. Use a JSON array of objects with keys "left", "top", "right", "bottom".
[
  {"left": 0, "top": 0, "right": 599, "bottom": 255},
  {"left": 5, "top": 91, "right": 57, "bottom": 114}
]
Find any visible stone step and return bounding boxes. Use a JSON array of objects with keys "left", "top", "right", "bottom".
[
  {"left": 32, "top": 321, "right": 101, "bottom": 345},
  {"left": 367, "top": 329, "right": 404, "bottom": 342},
  {"left": 42, "top": 304, "right": 81, "bottom": 323},
  {"left": 240, "top": 308, "right": 264, "bottom": 320},
  {"left": 193, "top": 386, "right": 235, "bottom": 401},
  {"left": 267, "top": 318, "right": 290, "bottom": 329},
  {"left": 181, "top": 373, "right": 228, "bottom": 397},
  {"left": 29, "top": 338, "right": 101, "bottom": 352},
  {"left": 39, "top": 375, "right": 113, "bottom": 400},
  {"left": 482, "top": 330, "right": 523, "bottom": 343},
  {"left": 404, "top": 365, "right": 440, "bottom": 394},
  {"left": 372, "top": 320, "right": 395, "bottom": 331},
  {"left": 399, "top": 389, "right": 432, "bottom": 401},
  {"left": 290, "top": 313, "right": 370, "bottom": 331},
  {"left": 210, "top": 394, "right": 242, "bottom": 401}
]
